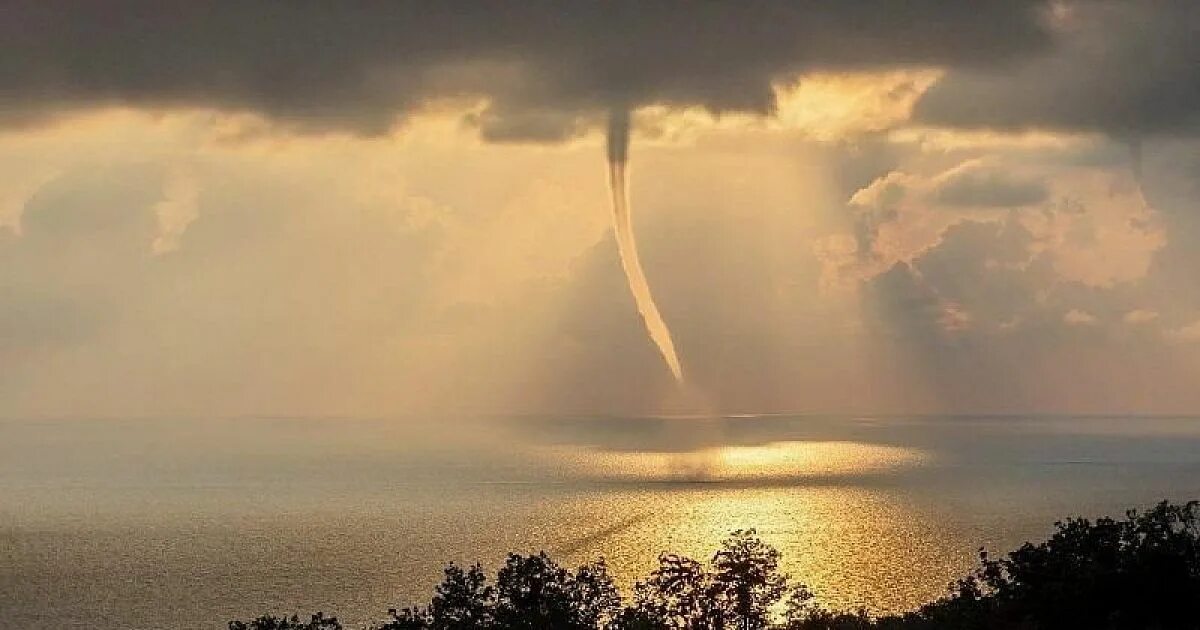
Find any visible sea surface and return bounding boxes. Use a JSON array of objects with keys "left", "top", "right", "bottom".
[{"left": 3, "top": 414, "right": 1200, "bottom": 629}]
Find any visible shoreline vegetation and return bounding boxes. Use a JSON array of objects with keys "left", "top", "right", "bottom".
[{"left": 230, "top": 501, "right": 1200, "bottom": 630}]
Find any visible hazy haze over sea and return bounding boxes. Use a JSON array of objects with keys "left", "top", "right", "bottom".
[{"left": 4, "top": 414, "right": 1200, "bottom": 629}]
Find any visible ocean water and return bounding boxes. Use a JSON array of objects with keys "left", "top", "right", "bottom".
[{"left": 3, "top": 414, "right": 1200, "bottom": 629}]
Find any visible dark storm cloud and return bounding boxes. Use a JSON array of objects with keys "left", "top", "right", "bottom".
[
  {"left": 0, "top": 1, "right": 1053, "bottom": 138},
  {"left": 915, "top": 1, "right": 1200, "bottom": 136}
]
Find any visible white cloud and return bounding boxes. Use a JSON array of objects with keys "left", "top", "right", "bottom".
[
  {"left": 1167, "top": 321, "right": 1200, "bottom": 343},
  {"left": 819, "top": 141, "right": 1165, "bottom": 293},
  {"left": 0, "top": 166, "right": 58, "bottom": 236},
  {"left": 150, "top": 168, "right": 200, "bottom": 255},
  {"left": 1063, "top": 309, "right": 1098, "bottom": 326},
  {"left": 1123, "top": 309, "right": 1159, "bottom": 324},
  {"left": 931, "top": 158, "right": 1048, "bottom": 208},
  {"left": 3, "top": 104, "right": 1200, "bottom": 417}
]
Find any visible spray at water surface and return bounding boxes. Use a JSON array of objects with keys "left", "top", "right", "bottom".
[{"left": 606, "top": 109, "right": 684, "bottom": 382}]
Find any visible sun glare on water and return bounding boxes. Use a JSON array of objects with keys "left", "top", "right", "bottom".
[{"left": 545, "top": 440, "right": 929, "bottom": 483}]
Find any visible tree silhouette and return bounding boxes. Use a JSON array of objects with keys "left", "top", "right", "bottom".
[
  {"left": 781, "top": 584, "right": 871, "bottom": 629},
  {"left": 572, "top": 559, "right": 623, "bottom": 629},
  {"left": 711, "top": 529, "right": 789, "bottom": 630},
  {"left": 377, "top": 608, "right": 430, "bottom": 630},
  {"left": 623, "top": 553, "right": 720, "bottom": 628},
  {"left": 431, "top": 563, "right": 495, "bottom": 629},
  {"left": 228, "top": 612, "right": 342, "bottom": 630},
  {"left": 491, "top": 552, "right": 622, "bottom": 630},
  {"left": 969, "top": 500, "right": 1200, "bottom": 629}
]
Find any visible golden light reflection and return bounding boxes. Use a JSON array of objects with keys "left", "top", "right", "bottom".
[
  {"left": 546, "top": 485, "right": 968, "bottom": 618},
  {"left": 540, "top": 441, "right": 929, "bottom": 482}
]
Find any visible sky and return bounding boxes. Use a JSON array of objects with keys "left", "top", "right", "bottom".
[{"left": 2, "top": 0, "right": 1200, "bottom": 418}]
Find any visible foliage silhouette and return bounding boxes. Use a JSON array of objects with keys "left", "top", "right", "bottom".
[
  {"left": 432, "top": 562, "right": 496, "bottom": 629},
  {"left": 231, "top": 501, "right": 1200, "bottom": 630},
  {"left": 622, "top": 552, "right": 723, "bottom": 629},
  {"left": 711, "top": 529, "right": 789, "bottom": 629},
  {"left": 228, "top": 612, "right": 342, "bottom": 630},
  {"left": 491, "top": 552, "right": 621, "bottom": 629}
]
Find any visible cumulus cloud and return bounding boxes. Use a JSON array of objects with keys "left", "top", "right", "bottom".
[
  {"left": 931, "top": 160, "right": 1049, "bottom": 208},
  {"left": 0, "top": 111, "right": 626, "bottom": 417},
  {"left": 0, "top": 2, "right": 1053, "bottom": 138},
  {"left": 0, "top": 165, "right": 57, "bottom": 235},
  {"left": 1064, "top": 309, "right": 1098, "bottom": 325},
  {"left": 1168, "top": 321, "right": 1200, "bottom": 343},
  {"left": 150, "top": 168, "right": 200, "bottom": 255},
  {"left": 1124, "top": 309, "right": 1159, "bottom": 324},
  {"left": 798, "top": 127, "right": 1200, "bottom": 413},
  {"left": 820, "top": 142, "right": 1163, "bottom": 293}
]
